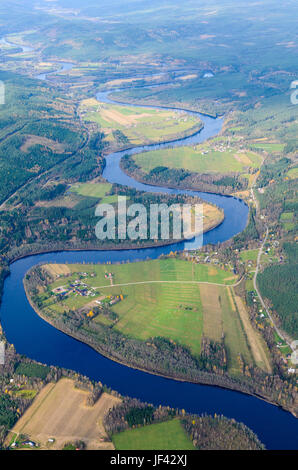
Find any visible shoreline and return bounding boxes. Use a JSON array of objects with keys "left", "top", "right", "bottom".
[
  {"left": 6, "top": 211, "right": 224, "bottom": 265},
  {"left": 107, "top": 92, "right": 219, "bottom": 119},
  {"left": 119, "top": 160, "right": 246, "bottom": 199}
]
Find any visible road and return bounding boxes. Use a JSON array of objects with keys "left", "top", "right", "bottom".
[
  {"left": 93, "top": 275, "right": 244, "bottom": 290},
  {"left": 253, "top": 219, "right": 294, "bottom": 353}
]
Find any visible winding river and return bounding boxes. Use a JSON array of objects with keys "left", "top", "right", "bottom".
[{"left": 0, "top": 40, "right": 297, "bottom": 449}]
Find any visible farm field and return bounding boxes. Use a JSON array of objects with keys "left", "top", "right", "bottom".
[
  {"left": 7, "top": 378, "right": 120, "bottom": 450},
  {"left": 132, "top": 145, "right": 262, "bottom": 177},
  {"left": 112, "top": 418, "right": 195, "bottom": 450},
  {"left": 70, "top": 182, "right": 112, "bottom": 198},
  {"left": 70, "top": 181, "right": 130, "bottom": 204},
  {"left": 36, "top": 259, "right": 271, "bottom": 372},
  {"left": 249, "top": 142, "right": 285, "bottom": 153},
  {"left": 69, "top": 181, "right": 121, "bottom": 204},
  {"left": 80, "top": 98, "right": 203, "bottom": 149}
]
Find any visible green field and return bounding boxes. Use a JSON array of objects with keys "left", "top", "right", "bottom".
[
  {"left": 38, "top": 259, "right": 257, "bottom": 370},
  {"left": 80, "top": 99, "right": 202, "bottom": 148},
  {"left": 69, "top": 182, "right": 121, "bottom": 204},
  {"left": 112, "top": 419, "right": 195, "bottom": 450},
  {"left": 70, "top": 182, "right": 112, "bottom": 198},
  {"left": 250, "top": 142, "right": 285, "bottom": 153},
  {"left": 280, "top": 211, "right": 294, "bottom": 221},
  {"left": 240, "top": 249, "right": 259, "bottom": 263},
  {"left": 280, "top": 210, "right": 296, "bottom": 232},
  {"left": 132, "top": 145, "right": 262, "bottom": 175}
]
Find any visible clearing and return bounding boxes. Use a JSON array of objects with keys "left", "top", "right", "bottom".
[
  {"left": 132, "top": 145, "right": 262, "bottom": 180},
  {"left": 112, "top": 418, "right": 194, "bottom": 450},
  {"left": 20, "top": 135, "right": 65, "bottom": 154},
  {"left": 8, "top": 378, "right": 120, "bottom": 450}
]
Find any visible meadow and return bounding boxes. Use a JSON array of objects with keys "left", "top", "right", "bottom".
[
  {"left": 112, "top": 418, "right": 195, "bottom": 450},
  {"left": 132, "top": 145, "right": 262, "bottom": 178},
  {"left": 37, "top": 258, "right": 269, "bottom": 373},
  {"left": 240, "top": 249, "right": 259, "bottom": 266}
]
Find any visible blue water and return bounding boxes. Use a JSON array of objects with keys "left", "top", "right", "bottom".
[
  {"left": 1, "top": 250, "right": 298, "bottom": 450},
  {"left": 0, "top": 47, "right": 297, "bottom": 449}
]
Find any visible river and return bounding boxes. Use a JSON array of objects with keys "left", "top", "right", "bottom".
[{"left": 0, "top": 39, "right": 297, "bottom": 450}]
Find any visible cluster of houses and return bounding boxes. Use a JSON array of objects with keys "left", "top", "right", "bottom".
[
  {"left": 52, "top": 279, "right": 97, "bottom": 300},
  {"left": 10, "top": 439, "right": 37, "bottom": 449},
  {"left": 52, "top": 271, "right": 124, "bottom": 314},
  {"left": 194, "top": 140, "right": 233, "bottom": 155},
  {"left": 95, "top": 294, "right": 123, "bottom": 307}
]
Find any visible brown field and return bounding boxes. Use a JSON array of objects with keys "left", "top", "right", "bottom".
[
  {"left": 233, "top": 295, "right": 272, "bottom": 373},
  {"left": 20, "top": 135, "right": 65, "bottom": 154},
  {"left": 203, "top": 204, "right": 224, "bottom": 232},
  {"left": 105, "top": 75, "right": 162, "bottom": 87},
  {"left": 200, "top": 284, "right": 223, "bottom": 341},
  {"left": 231, "top": 190, "right": 250, "bottom": 199},
  {"left": 226, "top": 287, "right": 236, "bottom": 312},
  {"left": 207, "top": 266, "right": 219, "bottom": 277},
  {"left": 234, "top": 153, "right": 253, "bottom": 165},
  {"left": 100, "top": 107, "right": 152, "bottom": 126},
  {"left": 9, "top": 378, "right": 121, "bottom": 450},
  {"left": 44, "top": 264, "right": 71, "bottom": 277},
  {"left": 35, "top": 195, "right": 79, "bottom": 209}
]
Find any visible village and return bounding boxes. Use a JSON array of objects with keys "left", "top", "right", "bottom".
[{"left": 51, "top": 271, "right": 123, "bottom": 318}]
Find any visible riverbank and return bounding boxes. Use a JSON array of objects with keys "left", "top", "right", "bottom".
[
  {"left": 2, "top": 247, "right": 298, "bottom": 450},
  {"left": 5, "top": 209, "right": 224, "bottom": 264},
  {"left": 1, "top": 45, "right": 297, "bottom": 450},
  {"left": 108, "top": 92, "right": 219, "bottom": 119},
  {"left": 119, "top": 157, "right": 247, "bottom": 197}
]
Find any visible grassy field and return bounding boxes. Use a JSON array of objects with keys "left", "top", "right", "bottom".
[
  {"left": 250, "top": 142, "right": 285, "bottom": 153},
  {"left": 280, "top": 211, "right": 294, "bottom": 221},
  {"left": 132, "top": 145, "right": 262, "bottom": 176},
  {"left": 80, "top": 98, "right": 202, "bottom": 149},
  {"left": 7, "top": 378, "right": 120, "bottom": 450},
  {"left": 36, "top": 258, "right": 270, "bottom": 372},
  {"left": 240, "top": 249, "right": 259, "bottom": 268},
  {"left": 69, "top": 181, "right": 129, "bottom": 205},
  {"left": 112, "top": 418, "right": 195, "bottom": 450},
  {"left": 70, "top": 182, "right": 112, "bottom": 198}
]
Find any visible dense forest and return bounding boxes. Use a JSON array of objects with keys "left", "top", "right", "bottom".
[{"left": 258, "top": 243, "right": 298, "bottom": 337}]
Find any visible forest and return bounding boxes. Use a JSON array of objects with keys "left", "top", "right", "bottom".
[{"left": 258, "top": 243, "right": 298, "bottom": 337}]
